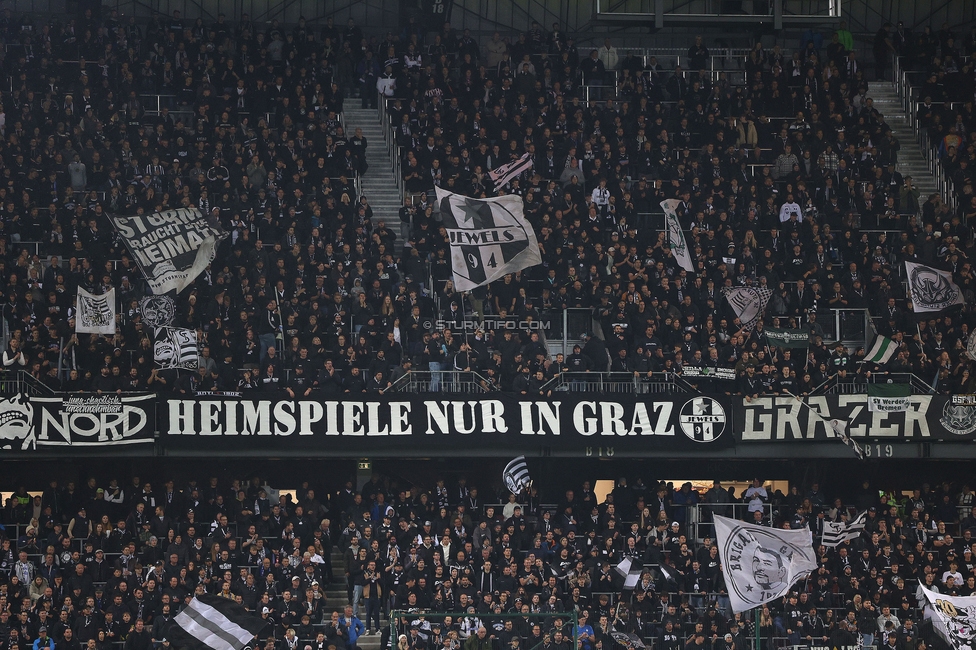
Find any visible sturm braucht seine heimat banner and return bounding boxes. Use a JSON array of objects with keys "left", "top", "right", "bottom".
[
  {"left": 735, "top": 395, "right": 976, "bottom": 440},
  {"left": 161, "top": 394, "right": 735, "bottom": 451},
  {"left": 111, "top": 208, "right": 227, "bottom": 295},
  {"left": 0, "top": 393, "right": 155, "bottom": 451}
]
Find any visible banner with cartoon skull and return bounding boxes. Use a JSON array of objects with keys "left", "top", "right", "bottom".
[
  {"left": 921, "top": 584, "right": 976, "bottom": 650},
  {"left": 0, "top": 393, "right": 154, "bottom": 451}
]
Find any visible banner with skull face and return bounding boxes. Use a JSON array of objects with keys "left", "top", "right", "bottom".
[
  {"left": 906, "top": 262, "right": 965, "bottom": 314},
  {"left": 154, "top": 327, "right": 199, "bottom": 370},
  {"left": 921, "top": 584, "right": 976, "bottom": 650}
]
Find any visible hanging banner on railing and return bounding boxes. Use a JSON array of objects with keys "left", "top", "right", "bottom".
[
  {"left": 0, "top": 393, "right": 155, "bottom": 451},
  {"left": 161, "top": 393, "right": 735, "bottom": 451},
  {"left": 736, "top": 395, "right": 976, "bottom": 440}
]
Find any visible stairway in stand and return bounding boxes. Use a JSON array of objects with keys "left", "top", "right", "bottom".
[
  {"left": 342, "top": 106, "right": 404, "bottom": 254},
  {"left": 869, "top": 81, "right": 939, "bottom": 204}
]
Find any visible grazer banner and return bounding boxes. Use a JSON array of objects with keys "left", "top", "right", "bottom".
[
  {"left": 111, "top": 208, "right": 227, "bottom": 295},
  {"left": 0, "top": 393, "right": 155, "bottom": 451},
  {"left": 161, "top": 394, "right": 734, "bottom": 451},
  {"left": 735, "top": 395, "right": 976, "bottom": 441}
]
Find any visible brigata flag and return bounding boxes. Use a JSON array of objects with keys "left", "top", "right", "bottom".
[
  {"left": 168, "top": 594, "right": 263, "bottom": 650},
  {"left": 867, "top": 383, "right": 911, "bottom": 412},
  {"left": 661, "top": 199, "right": 694, "bottom": 272},
  {"left": 111, "top": 208, "right": 227, "bottom": 295},
  {"left": 75, "top": 287, "right": 116, "bottom": 335},
  {"left": 488, "top": 152, "right": 534, "bottom": 186},
  {"left": 722, "top": 287, "right": 772, "bottom": 332},
  {"left": 435, "top": 187, "right": 542, "bottom": 291},
  {"left": 821, "top": 511, "right": 866, "bottom": 547},
  {"left": 765, "top": 327, "right": 808, "bottom": 348},
  {"left": 919, "top": 583, "right": 976, "bottom": 650},
  {"left": 714, "top": 514, "right": 818, "bottom": 613},
  {"left": 906, "top": 261, "right": 965, "bottom": 314}
]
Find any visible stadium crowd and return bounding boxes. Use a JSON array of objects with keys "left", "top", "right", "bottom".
[
  {"left": 0, "top": 10, "right": 971, "bottom": 397},
  {"left": 2, "top": 474, "right": 975, "bottom": 650}
]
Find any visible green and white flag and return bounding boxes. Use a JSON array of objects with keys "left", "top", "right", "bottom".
[
  {"left": 661, "top": 199, "right": 695, "bottom": 272},
  {"left": 765, "top": 327, "right": 809, "bottom": 348},
  {"left": 867, "top": 383, "right": 911, "bottom": 412},
  {"left": 865, "top": 312, "right": 898, "bottom": 364}
]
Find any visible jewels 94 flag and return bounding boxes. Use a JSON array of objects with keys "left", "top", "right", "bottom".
[
  {"left": 919, "top": 584, "right": 976, "bottom": 650},
  {"left": 661, "top": 199, "right": 694, "bottom": 273},
  {"left": 906, "top": 261, "right": 965, "bottom": 314},
  {"left": 714, "top": 514, "right": 818, "bottom": 613},
  {"left": 488, "top": 152, "right": 534, "bottom": 187},
  {"left": 75, "top": 287, "right": 117, "bottom": 335},
  {"left": 168, "top": 594, "right": 264, "bottom": 650},
  {"left": 435, "top": 187, "right": 542, "bottom": 291}
]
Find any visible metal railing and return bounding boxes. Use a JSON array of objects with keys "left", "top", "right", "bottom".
[
  {"left": 385, "top": 370, "right": 497, "bottom": 393},
  {"left": 543, "top": 371, "right": 696, "bottom": 393},
  {"left": 813, "top": 372, "right": 935, "bottom": 395}
]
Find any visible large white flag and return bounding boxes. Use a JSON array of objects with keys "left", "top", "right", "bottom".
[
  {"left": 906, "top": 261, "right": 965, "bottom": 313},
  {"left": 435, "top": 187, "right": 542, "bottom": 291},
  {"left": 714, "top": 515, "right": 818, "bottom": 613},
  {"left": 75, "top": 287, "right": 117, "bottom": 334},
  {"left": 661, "top": 199, "right": 695, "bottom": 272},
  {"left": 722, "top": 287, "right": 772, "bottom": 332},
  {"left": 919, "top": 584, "right": 976, "bottom": 650}
]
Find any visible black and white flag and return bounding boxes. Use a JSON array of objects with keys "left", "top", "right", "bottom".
[
  {"left": 821, "top": 511, "right": 866, "bottom": 547},
  {"left": 714, "top": 514, "right": 818, "bottom": 613},
  {"left": 722, "top": 287, "right": 772, "bottom": 332},
  {"left": 154, "top": 327, "right": 199, "bottom": 370},
  {"left": 75, "top": 287, "right": 116, "bottom": 335},
  {"left": 436, "top": 187, "right": 542, "bottom": 291},
  {"left": 661, "top": 199, "right": 695, "bottom": 273},
  {"left": 615, "top": 556, "right": 644, "bottom": 590},
  {"left": 112, "top": 208, "right": 227, "bottom": 295},
  {"left": 168, "top": 594, "right": 264, "bottom": 650},
  {"left": 906, "top": 261, "right": 965, "bottom": 314},
  {"left": 502, "top": 455, "right": 531, "bottom": 494},
  {"left": 488, "top": 153, "right": 534, "bottom": 186},
  {"left": 139, "top": 295, "right": 177, "bottom": 329}
]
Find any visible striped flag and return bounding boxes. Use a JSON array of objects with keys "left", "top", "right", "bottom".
[
  {"left": 865, "top": 312, "right": 897, "bottom": 364},
  {"left": 488, "top": 152, "right": 534, "bottom": 186},
  {"left": 821, "top": 511, "right": 867, "bottom": 547},
  {"left": 168, "top": 595, "right": 264, "bottom": 650},
  {"left": 502, "top": 456, "right": 531, "bottom": 494}
]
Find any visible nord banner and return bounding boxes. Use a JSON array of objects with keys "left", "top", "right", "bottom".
[
  {"left": 0, "top": 393, "right": 155, "bottom": 451},
  {"left": 736, "top": 395, "right": 976, "bottom": 440},
  {"left": 161, "top": 394, "right": 734, "bottom": 450}
]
